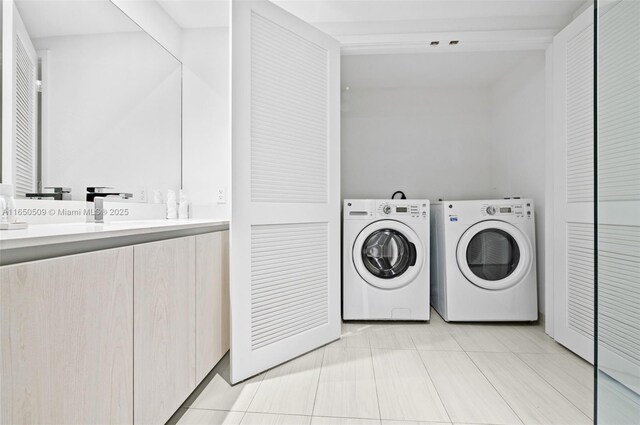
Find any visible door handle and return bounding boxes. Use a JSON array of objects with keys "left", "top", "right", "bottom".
[{"left": 409, "top": 242, "right": 417, "bottom": 266}]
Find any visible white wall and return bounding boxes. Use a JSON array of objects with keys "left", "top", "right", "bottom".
[
  {"left": 180, "top": 27, "right": 230, "bottom": 219},
  {"left": 111, "top": 0, "right": 183, "bottom": 59},
  {"left": 341, "top": 86, "right": 494, "bottom": 201},
  {"left": 34, "top": 32, "right": 182, "bottom": 201},
  {"left": 489, "top": 52, "right": 547, "bottom": 312}
]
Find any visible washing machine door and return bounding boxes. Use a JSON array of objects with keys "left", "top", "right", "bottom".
[
  {"left": 456, "top": 220, "right": 533, "bottom": 290},
  {"left": 353, "top": 220, "right": 424, "bottom": 289}
]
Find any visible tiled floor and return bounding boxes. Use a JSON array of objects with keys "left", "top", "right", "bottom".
[{"left": 168, "top": 311, "right": 593, "bottom": 425}]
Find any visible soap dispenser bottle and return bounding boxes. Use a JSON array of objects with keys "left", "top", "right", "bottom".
[
  {"left": 178, "top": 190, "right": 189, "bottom": 219},
  {"left": 166, "top": 190, "right": 177, "bottom": 219}
]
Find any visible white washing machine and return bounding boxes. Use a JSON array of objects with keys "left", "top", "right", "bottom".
[
  {"left": 430, "top": 199, "right": 538, "bottom": 322},
  {"left": 343, "top": 199, "right": 430, "bottom": 321}
]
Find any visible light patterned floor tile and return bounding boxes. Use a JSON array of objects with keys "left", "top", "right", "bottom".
[
  {"left": 314, "top": 347, "right": 380, "bottom": 419},
  {"left": 597, "top": 371, "right": 640, "bottom": 424},
  {"left": 409, "top": 322, "right": 463, "bottom": 351},
  {"left": 248, "top": 348, "right": 324, "bottom": 415},
  {"left": 330, "top": 322, "right": 373, "bottom": 348},
  {"left": 419, "top": 351, "right": 522, "bottom": 424},
  {"left": 168, "top": 408, "right": 244, "bottom": 425},
  {"left": 452, "top": 423, "right": 511, "bottom": 425},
  {"left": 367, "top": 324, "right": 417, "bottom": 349},
  {"left": 313, "top": 417, "right": 382, "bottom": 425},
  {"left": 469, "top": 352, "right": 591, "bottom": 424},
  {"left": 371, "top": 349, "right": 449, "bottom": 422},
  {"left": 186, "top": 354, "right": 265, "bottom": 412},
  {"left": 514, "top": 326, "right": 567, "bottom": 354},
  {"left": 179, "top": 320, "right": 594, "bottom": 425},
  {"left": 487, "top": 325, "right": 549, "bottom": 353},
  {"left": 429, "top": 309, "right": 447, "bottom": 324},
  {"left": 381, "top": 420, "right": 451, "bottom": 425},
  {"left": 518, "top": 353, "right": 593, "bottom": 419},
  {"left": 241, "top": 412, "right": 311, "bottom": 425},
  {"left": 449, "top": 324, "right": 511, "bottom": 353}
]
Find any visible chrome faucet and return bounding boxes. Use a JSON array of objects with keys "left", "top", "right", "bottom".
[{"left": 87, "top": 187, "right": 133, "bottom": 223}]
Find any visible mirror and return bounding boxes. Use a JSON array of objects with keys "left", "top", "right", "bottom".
[{"left": 1, "top": 0, "right": 182, "bottom": 202}]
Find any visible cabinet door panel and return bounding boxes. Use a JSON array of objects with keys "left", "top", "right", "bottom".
[
  {"left": 134, "top": 237, "right": 196, "bottom": 425},
  {"left": 1, "top": 247, "right": 134, "bottom": 424},
  {"left": 195, "top": 231, "right": 230, "bottom": 382},
  {"left": 221, "top": 231, "right": 230, "bottom": 354}
]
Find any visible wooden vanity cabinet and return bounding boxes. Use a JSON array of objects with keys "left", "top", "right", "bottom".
[
  {"left": 133, "top": 231, "right": 230, "bottom": 424},
  {"left": 133, "top": 236, "right": 196, "bottom": 425},
  {"left": 195, "top": 230, "right": 230, "bottom": 383},
  {"left": 1, "top": 230, "right": 230, "bottom": 425},
  {"left": 0, "top": 247, "right": 134, "bottom": 424}
]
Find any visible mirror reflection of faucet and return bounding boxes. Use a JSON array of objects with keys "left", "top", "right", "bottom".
[
  {"left": 87, "top": 187, "right": 133, "bottom": 223},
  {"left": 26, "top": 187, "right": 72, "bottom": 200}
]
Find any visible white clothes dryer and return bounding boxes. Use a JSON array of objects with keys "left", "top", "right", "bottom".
[
  {"left": 430, "top": 199, "right": 538, "bottom": 321},
  {"left": 343, "top": 199, "right": 430, "bottom": 321}
]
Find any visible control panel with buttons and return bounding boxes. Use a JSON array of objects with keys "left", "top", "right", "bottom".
[
  {"left": 377, "top": 201, "right": 428, "bottom": 219},
  {"left": 442, "top": 199, "right": 534, "bottom": 224},
  {"left": 481, "top": 202, "right": 533, "bottom": 219}
]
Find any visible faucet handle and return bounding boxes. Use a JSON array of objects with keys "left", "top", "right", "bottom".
[
  {"left": 45, "top": 187, "right": 72, "bottom": 193},
  {"left": 87, "top": 186, "right": 113, "bottom": 193}
]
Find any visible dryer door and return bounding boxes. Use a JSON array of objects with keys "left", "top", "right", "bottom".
[
  {"left": 353, "top": 220, "right": 424, "bottom": 289},
  {"left": 456, "top": 220, "right": 533, "bottom": 290}
]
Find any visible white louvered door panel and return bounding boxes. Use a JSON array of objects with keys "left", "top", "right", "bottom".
[
  {"left": 230, "top": 0, "right": 340, "bottom": 383},
  {"left": 1, "top": 1, "right": 38, "bottom": 195},
  {"left": 552, "top": 6, "right": 595, "bottom": 363},
  {"left": 597, "top": 0, "right": 640, "bottom": 394},
  {"left": 566, "top": 223, "right": 594, "bottom": 339}
]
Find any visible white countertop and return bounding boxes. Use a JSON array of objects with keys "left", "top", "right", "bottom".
[{"left": 0, "top": 219, "right": 229, "bottom": 251}]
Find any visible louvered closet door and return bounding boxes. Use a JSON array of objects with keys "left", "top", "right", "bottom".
[
  {"left": 597, "top": 0, "right": 640, "bottom": 394},
  {"left": 230, "top": 0, "right": 340, "bottom": 383},
  {"left": 1, "top": 2, "right": 38, "bottom": 196},
  {"left": 552, "top": 6, "right": 595, "bottom": 362}
]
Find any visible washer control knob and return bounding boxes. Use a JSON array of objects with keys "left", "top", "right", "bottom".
[
  {"left": 382, "top": 205, "right": 392, "bottom": 215},
  {"left": 486, "top": 206, "right": 497, "bottom": 215}
]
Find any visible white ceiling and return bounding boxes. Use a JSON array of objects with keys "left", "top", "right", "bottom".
[
  {"left": 157, "top": 0, "right": 229, "bottom": 29},
  {"left": 341, "top": 50, "right": 541, "bottom": 88},
  {"left": 12, "top": 0, "right": 592, "bottom": 50},
  {"left": 278, "top": 0, "right": 587, "bottom": 34},
  {"left": 16, "top": 0, "right": 140, "bottom": 39},
  {"left": 157, "top": 0, "right": 589, "bottom": 53},
  {"left": 158, "top": 0, "right": 588, "bottom": 34}
]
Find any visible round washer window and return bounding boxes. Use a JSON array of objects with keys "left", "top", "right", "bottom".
[
  {"left": 361, "top": 229, "right": 414, "bottom": 279},
  {"left": 466, "top": 229, "right": 521, "bottom": 281}
]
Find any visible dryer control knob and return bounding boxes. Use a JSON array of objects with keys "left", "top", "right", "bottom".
[
  {"left": 486, "top": 206, "right": 496, "bottom": 215},
  {"left": 382, "top": 205, "right": 392, "bottom": 214}
]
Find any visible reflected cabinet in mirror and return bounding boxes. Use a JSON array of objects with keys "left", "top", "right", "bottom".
[{"left": 1, "top": 0, "right": 182, "bottom": 201}]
